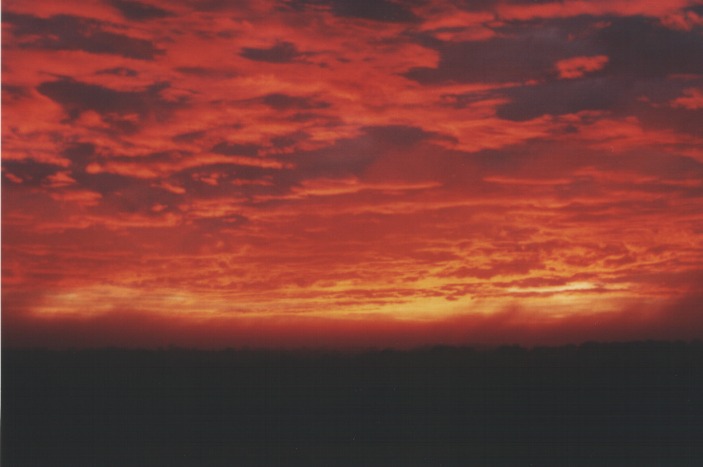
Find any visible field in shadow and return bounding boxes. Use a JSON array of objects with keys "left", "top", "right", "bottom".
[{"left": 4, "top": 341, "right": 703, "bottom": 466}]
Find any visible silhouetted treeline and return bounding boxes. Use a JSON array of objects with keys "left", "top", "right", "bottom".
[{"left": 4, "top": 341, "right": 703, "bottom": 466}]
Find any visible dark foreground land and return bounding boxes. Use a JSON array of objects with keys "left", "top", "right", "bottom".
[{"left": 4, "top": 341, "right": 703, "bottom": 466}]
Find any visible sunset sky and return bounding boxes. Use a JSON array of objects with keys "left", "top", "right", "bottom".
[{"left": 3, "top": 0, "right": 703, "bottom": 348}]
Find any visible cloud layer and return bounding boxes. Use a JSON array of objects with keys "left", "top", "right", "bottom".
[{"left": 3, "top": 0, "right": 703, "bottom": 347}]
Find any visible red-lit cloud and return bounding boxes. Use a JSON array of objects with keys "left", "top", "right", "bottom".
[
  {"left": 3, "top": 0, "right": 703, "bottom": 348},
  {"left": 556, "top": 55, "right": 609, "bottom": 79}
]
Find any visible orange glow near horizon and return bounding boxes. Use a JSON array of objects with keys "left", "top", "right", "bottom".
[{"left": 3, "top": 0, "right": 703, "bottom": 348}]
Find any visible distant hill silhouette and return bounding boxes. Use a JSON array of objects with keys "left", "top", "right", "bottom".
[{"left": 4, "top": 340, "right": 703, "bottom": 466}]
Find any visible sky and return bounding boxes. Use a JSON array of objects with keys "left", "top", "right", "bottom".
[{"left": 3, "top": 0, "right": 703, "bottom": 348}]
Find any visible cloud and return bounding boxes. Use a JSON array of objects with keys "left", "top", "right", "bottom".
[
  {"left": 211, "top": 142, "right": 261, "bottom": 157},
  {"left": 36, "top": 79, "right": 181, "bottom": 124},
  {"left": 4, "top": 0, "right": 703, "bottom": 349},
  {"left": 240, "top": 41, "right": 305, "bottom": 63},
  {"left": 409, "top": 15, "right": 703, "bottom": 134},
  {"left": 83, "top": 149, "right": 288, "bottom": 182},
  {"left": 71, "top": 171, "right": 140, "bottom": 197},
  {"left": 3, "top": 12, "right": 162, "bottom": 59},
  {"left": 496, "top": 78, "right": 625, "bottom": 120},
  {"left": 556, "top": 55, "right": 609, "bottom": 79},
  {"left": 109, "top": 0, "right": 172, "bottom": 21},
  {"left": 661, "top": 9, "right": 703, "bottom": 31},
  {"left": 671, "top": 88, "right": 703, "bottom": 109},
  {"left": 598, "top": 17, "right": 703, "bottom": 78},
  {"left": 260, "top": 93, "right": 331, "bottom": 111},
  {"left": 495, "top": 79, "right": 703, "bottom": 130},
  {"left": 2, "top": 160, "right": 64, "bottom": 186},
  {"left": 284, "top": 0, "right": 419, "bottom": 23},
  {"left": 496, "top": 0, "right": 695, "bottom": 21},
  {"left": 406, "top": 22, "right": 589, "bottom": 84}
]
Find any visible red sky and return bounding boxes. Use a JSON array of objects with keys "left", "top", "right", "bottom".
[{"left": 3, "top": 0, "right": 703, "bottom": 348}]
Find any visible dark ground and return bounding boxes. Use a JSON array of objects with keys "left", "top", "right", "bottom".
[{"left": 3, "top": 341, "right": 703, "bottom": 466}]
